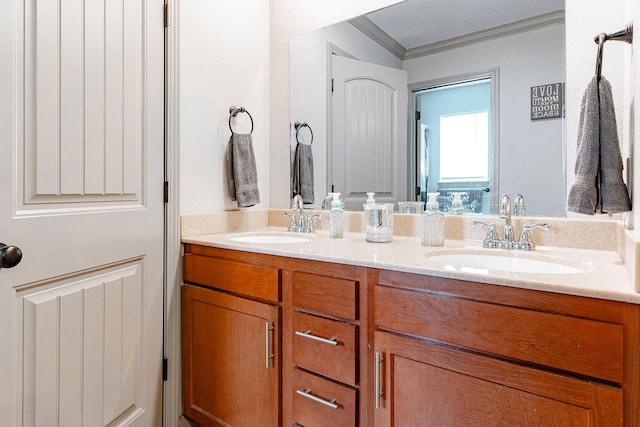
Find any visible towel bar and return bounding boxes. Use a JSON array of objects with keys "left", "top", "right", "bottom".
[{"left": 594, "top": 22, "right": 633, "bottom": 80}]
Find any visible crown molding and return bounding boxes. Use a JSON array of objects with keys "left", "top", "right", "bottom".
[
  {"left": 348, "top": 16, "right": 406, "bottom": 60},
  {"left": 405, "top": 10, "right": 564, "bottom": 60},
  {"left": 350, "top": 10, "right": 564, "bottom": 62}
]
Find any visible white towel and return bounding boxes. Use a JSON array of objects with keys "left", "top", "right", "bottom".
[{"left": 226, "top": 132, "right": 260, "bottom": 207}]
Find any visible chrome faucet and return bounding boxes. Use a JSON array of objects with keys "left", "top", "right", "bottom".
[
  {"left": 499, "top": 194, "right": 515, "bottom": 248},
  {"left": 513, "top": 194, "right": 526, "bottom": 217},
  {"left": 473, "top": 193, "right": 549, "bottom": 251},
  {"left": 293, "top": 195, "right": 304, "bottom": 223},
  {"left": 284, "top": 195, "right": 320, "bottom": 233}
]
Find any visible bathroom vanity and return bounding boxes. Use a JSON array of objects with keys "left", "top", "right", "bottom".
[{"left": 181, "top": 230, "right": 640, "bottom": 426}]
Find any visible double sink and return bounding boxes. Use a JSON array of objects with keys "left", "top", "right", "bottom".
[{"left": 226, "top": 230, "right": 592, "bottom": 275}]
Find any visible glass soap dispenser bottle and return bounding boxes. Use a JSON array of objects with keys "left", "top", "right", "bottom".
[
  {"left": 362, "top": 192, "right": 376, "bottom": 231},
  {"left": 450, "top": 192, "right": 465, "bottom": 215},
  {"left": 330, "top": 192, "right": 343, "bottom": 238},
  {"left": 422, "top": 192, "right": 445, "bottom": 246}
]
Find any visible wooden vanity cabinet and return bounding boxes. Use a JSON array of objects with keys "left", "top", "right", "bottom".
[
  {"left": 182, "top": 245, "right": 282, "bottom": 427},
  {"left": 181, "top": 244, "right": 640, "bottom": 426},
  {"left": 284, "top": 263, "right": 371, "bottom": 427},
  {"left": 372, "top": 269, "right": 640, "bottom": 426},
  {"left": 182, "top": 245, "right": 374, "bottom": 427}
]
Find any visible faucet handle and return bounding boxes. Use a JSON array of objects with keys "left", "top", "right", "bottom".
[
  {"left": 517, "top": 223, "right": 550, "bottom": 251},
  {"left": 283, "top": 211, "right": 298, "bottom": 232},
  {"left": 305, "top": 214, "right": 321, "bottom": 233},
  {"left": 471, "top": 220, "right": 499, "bottom": 247},
  {"left": 521, "top": 222, "right": 550, "bottom": 232}
]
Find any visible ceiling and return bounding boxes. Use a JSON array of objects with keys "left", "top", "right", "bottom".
[{"left": 364, "top": 0, "right": 565, "bottom": 49}]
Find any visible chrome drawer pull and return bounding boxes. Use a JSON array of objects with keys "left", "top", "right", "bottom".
[
  {"left": 296, "top": 388, "right": 339, "bottom": 409},
  {"left": 375, "top": 352, "right": 384, "bottom": 409},
  {"left": 295, "top": 330, "right": 338, "bottom": 346},
  {"left": 265, "top": 322, "right": 275, "bottom": 368}
]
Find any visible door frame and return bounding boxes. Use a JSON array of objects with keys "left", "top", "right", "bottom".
[
  {"left": 164, "top": 0, "right": 182, "bottom": 424},
  {"left": 408, "top": 68, "right": 501, "bottom": 212},
  {"left": 325, "top": 43, "right": 356, "bottom": 197}
]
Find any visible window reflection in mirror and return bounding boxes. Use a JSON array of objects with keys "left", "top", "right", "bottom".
[{"left": 415, "top": 77, "right": 495, "bottom": 214}]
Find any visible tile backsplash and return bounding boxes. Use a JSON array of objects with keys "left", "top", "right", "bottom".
[{"left": 182, "top": 209, "right": 619, "bottom": 251}]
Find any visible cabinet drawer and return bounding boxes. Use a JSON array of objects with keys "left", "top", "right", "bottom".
[
  {"left": 292, "top": 368, "right": 356, "bottom": 427},
  {"left": 292, "top": 271, "right": 358, "bottom": 320},
  {"left": 375, "top": 285, "right": 624, "bottom": 383},
  {"left": 292, "top": 312, "right": 358, "bottom": 385},
  {"left": 183, "top": 254, "right": 281, "bottom": 302}
]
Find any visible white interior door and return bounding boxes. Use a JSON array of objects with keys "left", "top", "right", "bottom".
[
  {"left": 331, "top": 55, "right": 408, "bottom": 210},
  {"left": 0, "top": 0, "right": 165, "bottom": 425}
]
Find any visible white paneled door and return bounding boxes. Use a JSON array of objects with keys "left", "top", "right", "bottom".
[
  {"left": 0, "top": 0, "right": 165, "bottom": 426},
  {"left": 331, "top": 56, "right": 408, "bottom": 210}
]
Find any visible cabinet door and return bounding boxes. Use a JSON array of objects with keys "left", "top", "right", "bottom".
[
  {"left": 182, "top": 284, "right": 280, "bottom": 427},
  {"left": 374, "top": 331, "right": 622, "bottom": 427}
]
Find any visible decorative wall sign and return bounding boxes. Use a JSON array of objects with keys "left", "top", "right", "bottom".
[{"left": 530, "top": 82, "right": 564, "bottom": 120}]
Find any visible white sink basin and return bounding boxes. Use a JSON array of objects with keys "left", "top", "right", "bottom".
[
  {"left": 227, "top": 231, "right": 315, "bottom": 244},
  {"left": 427, "top": 251, "right": 593, "bottom": 275}
]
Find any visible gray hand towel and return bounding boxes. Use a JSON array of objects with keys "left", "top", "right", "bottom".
[
  {"left": 568, "top": 77, "right": 600, "bottom": 214},
  {"left": 568, "top": 76, "right": 630, "bottom": 214},
  {"left": 226, "top": 132, "right": 260, "bottom": 207},
  {"left": 292, "top": 142, "right": 314, "bottom": 204},
  {"left": 598, "top": 77, "right": 631, "bottom": 213}
]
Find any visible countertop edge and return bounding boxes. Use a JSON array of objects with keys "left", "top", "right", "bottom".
[{"left": 182, "top": 228, "right": 640, "bottom": 305}]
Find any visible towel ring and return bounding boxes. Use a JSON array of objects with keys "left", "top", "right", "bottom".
[
  {"left": 228, "top": 106, "right": 254, "bottom": 134},
  {"left": 294, "top": 121, "right": 313, "bottom": 145}
]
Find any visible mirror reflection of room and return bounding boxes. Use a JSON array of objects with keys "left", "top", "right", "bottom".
[
  {"left": 290, "top": 0, "right": 566, "bottom": 217},
  {"left": 415, "top": 77, "right": 494, "bottom": 215}
]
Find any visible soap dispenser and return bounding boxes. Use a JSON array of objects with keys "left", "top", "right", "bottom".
[
  {"left": 330, "top": 192, "right": 344, "bottom": 238},
  {"left": 450, "top": 192, "right": 465, "bottom": 215},
  {"left": 365, "top": 192, "right": 376, "bottom": 205},
  {"left": 362, "top": 192, "right": 376, "bottom": 231},
  {"left": 322, "top": 192, "right": 345, "bottom": 210},
  {"left": 422, "top": 192, "right": 445, "bottom": 246}
]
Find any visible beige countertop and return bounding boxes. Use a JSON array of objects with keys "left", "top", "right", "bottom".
[{"left": 183, "top": 226, "right": 639, "bottom": 304}]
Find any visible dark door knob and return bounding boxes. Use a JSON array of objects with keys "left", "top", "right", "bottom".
[{"left": 0, "top": 243, "right": 22, "bottom": 268}]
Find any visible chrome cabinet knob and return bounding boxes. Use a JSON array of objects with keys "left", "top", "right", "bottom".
[{"left": 0, "top": 243, "right": 22, "bottom": 268}]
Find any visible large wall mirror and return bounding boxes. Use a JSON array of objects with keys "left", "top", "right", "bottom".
[{"left": 290, "top": 0, "right": 567, "bottom": 217}]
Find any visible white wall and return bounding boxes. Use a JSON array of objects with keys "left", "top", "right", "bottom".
[
  {"left": 179, "top": 0, "right": 269, "bottom": 213},
  {"left": 404, "top": 24, "right": 566, "bottom": 217},
  {"left": 178, "top": 0, "right": 402, "bottom": 213},
  {"left": 290, "top": 21, "right": 402, "bottom": 205}
]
